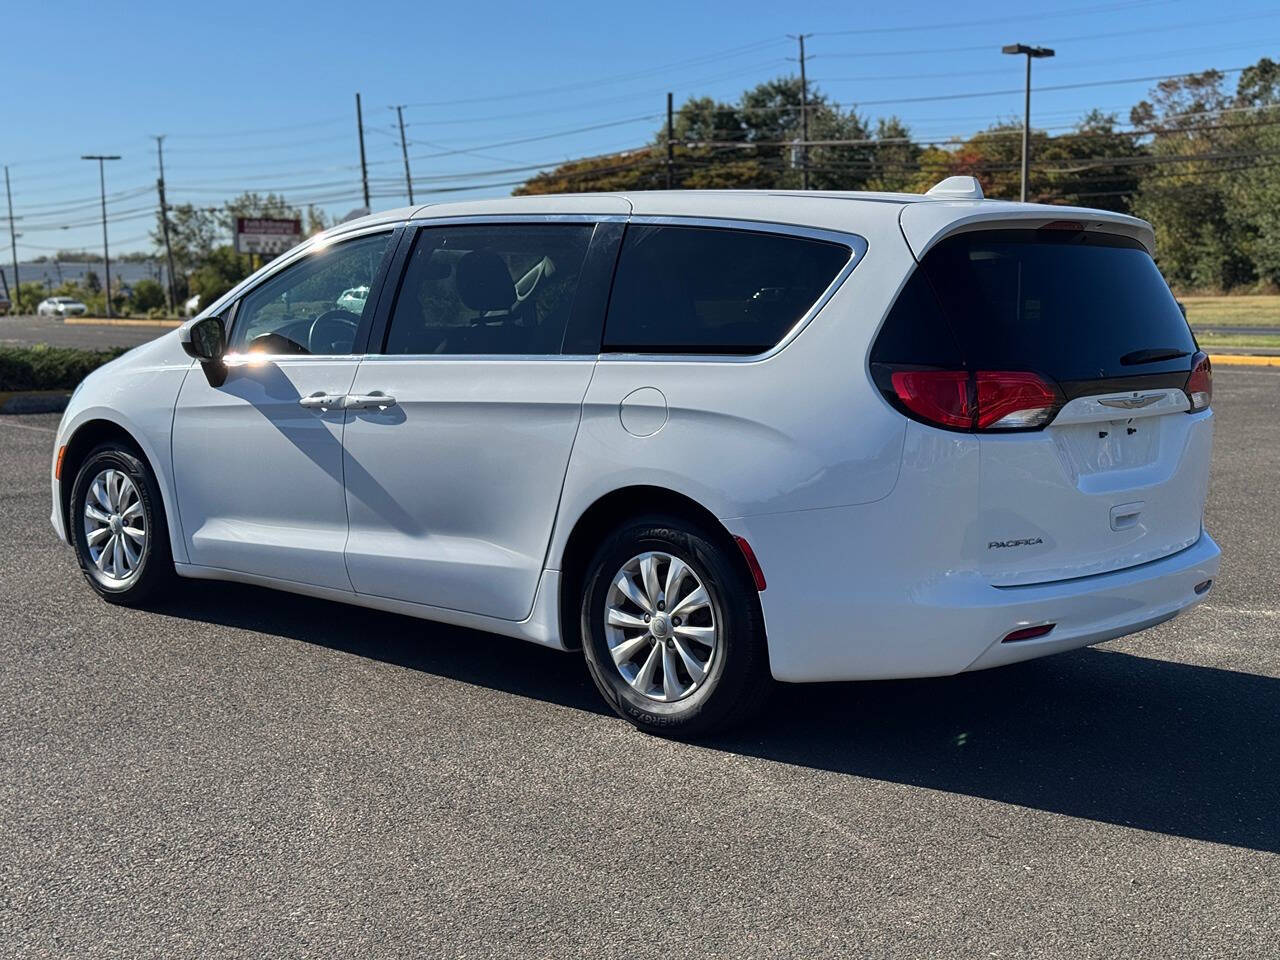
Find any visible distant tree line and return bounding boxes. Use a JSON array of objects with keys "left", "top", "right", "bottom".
[{"left": 518, "top": 57, "right": 1280, "bottom": 293}]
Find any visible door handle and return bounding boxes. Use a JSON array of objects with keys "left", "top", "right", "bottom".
[
  {"left": 343, "top": 392, "right": 397, "bottom": 410},
  {"left": 298, "top": 392, "right": 345, "bottom": 410}
]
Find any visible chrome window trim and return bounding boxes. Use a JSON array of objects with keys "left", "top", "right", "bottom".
[
  {"left": 602, "top": 215, "right": 868, "bottom": 365},
  {"left": 357, "top": 354, "right": 598, "bottom": 363},
  {"left": 406, "top": 213, "right": 630, "bottom": 227}
]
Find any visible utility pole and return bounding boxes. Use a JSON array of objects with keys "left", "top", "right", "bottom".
[
  {"left": 788, "top": 33, "right": 812, "bottom": 190},
  {"left": 355, "top": 93, "right": 371, "bottom": 210},
  {"left": 666, "top": 92, "right": 675, "bottom": 189},
  {"left": 4, "top": 166, "right": 18, "bottom": 301},
  {"left": 1002, "top": 44, "right": 1055, "bottom": 202},
  {"left": 154, "top": 136, "right": 179, "bottom": 314},
  {"left": 81, "top": 154, "right": 121, "bottom": 317},
  {"left": 394, "top": 105, "right": 414, "bottom": 204}
]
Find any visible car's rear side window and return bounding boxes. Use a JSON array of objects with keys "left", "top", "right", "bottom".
[
  {"left": 603, "top": 224, "right": 851, "bottom": 355},
  {"left": 874, "top": 229, "right": 1196, "bottom": 382}
]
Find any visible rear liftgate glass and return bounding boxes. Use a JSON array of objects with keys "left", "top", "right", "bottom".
[{"left": 870, "top": 226, "right": 1212, "bottom": 585}]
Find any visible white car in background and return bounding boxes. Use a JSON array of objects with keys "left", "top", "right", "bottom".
[
  {"left": 38, "top": 296, "right": 89, "bottom": 317},
  {"left": 48, "top": 181, "right": 1220, "bottom": 735},
  {"left": 336, "top": 285, "right": 369, "bottom": 314}
]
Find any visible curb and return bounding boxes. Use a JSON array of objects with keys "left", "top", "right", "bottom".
[
  {"left": 64, "top": 317, "right": 182, "bottom": 328},
  {"left": 1207, "top": 354, "right": 1280, "bottom": 367},
  {"left": 0, "top": 390, "right": 71, "bottom": 415}
]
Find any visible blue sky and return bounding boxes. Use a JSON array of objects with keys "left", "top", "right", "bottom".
[{"left": 3, "top": 0, "right": 1279, "bottom": 259}]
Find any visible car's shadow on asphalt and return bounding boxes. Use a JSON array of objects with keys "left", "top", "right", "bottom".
[{"left": 153, "top": 579, "right": 1280, "bottom": 854}]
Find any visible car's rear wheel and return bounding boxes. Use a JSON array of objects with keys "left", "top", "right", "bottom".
[
  {"left": 69, "top": 444, "right": 173, "bottom": 606},
  {"left": 580, "top": 514, "right": 771, "bottom": 736}
]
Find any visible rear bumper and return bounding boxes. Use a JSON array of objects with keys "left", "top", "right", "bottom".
[{"left": 728, "top": 493, "right": 1220, "bottom": 682}]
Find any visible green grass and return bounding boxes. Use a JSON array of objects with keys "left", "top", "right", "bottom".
[
  {"left": 1192, "top": 330, "right": 1280, "bottom": 349},
  {"left": 0, "top": 344, "right": 126, "bottom": 392},
  {"left": 1179, "top": 294, "right": 1280, "bottom": 329}
]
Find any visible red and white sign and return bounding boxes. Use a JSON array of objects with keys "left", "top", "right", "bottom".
[{"left": 235, "top": 217, "right": 302, "bottom": 255}]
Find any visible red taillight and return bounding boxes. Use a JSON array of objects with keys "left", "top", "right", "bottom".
[
  {"left": 975, "top": 371, "right": 1061, "bottom": 429},
  {"left": 1185, "top": 351, "right": 1212, "bottom": 412},
  {"left": 890, "top": 370, "right": 972, "bottom": 429},
  {"left": 888, "top": 370, "right": 1061, "bottom": 431}
]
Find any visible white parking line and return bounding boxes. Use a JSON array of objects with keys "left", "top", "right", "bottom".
[{"left": 0, "top": 419, "right": 56, "bottom": 434}]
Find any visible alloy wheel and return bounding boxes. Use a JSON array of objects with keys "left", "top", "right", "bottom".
[
  {"left": 604, "top": 551, "right": 719, "bottom": 702},
  {"left": 82, "top": 468, "right": 146, "bottom": 581}
]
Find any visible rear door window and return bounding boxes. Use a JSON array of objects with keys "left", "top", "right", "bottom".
[
  {"left": 879, "top": 229, "right": 1196, "bottom": 382},
  {"left": 603, "top": 224, "right": 852, "bottom": 355},
  {"left": 381, "top": 223, "right": 596, "bottom": 356}
]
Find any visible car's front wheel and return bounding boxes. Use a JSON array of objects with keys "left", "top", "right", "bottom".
[
  {"left": 69, "top": 444, "right": 174, "bottom": 605},
  {"left": 580, "top": 515, "right": 772, "bottom": 736}
]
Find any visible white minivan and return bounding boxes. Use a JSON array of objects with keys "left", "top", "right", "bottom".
[{"left": 50, "top": 181, "right": 1219, "bottom": 734}]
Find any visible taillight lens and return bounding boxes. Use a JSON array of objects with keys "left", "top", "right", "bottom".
[
  {"left": 887, "top": 369, "right": 1061, "bottom": 432},
  {"left": 1185, "top": 351, "right": 1212, "bottom": 412},
  {"left": 976, "top": 371, "right": 1061, "bottom": 429},
  {"left": 890, "top": 370, "right": 972, "bottom": 429}
]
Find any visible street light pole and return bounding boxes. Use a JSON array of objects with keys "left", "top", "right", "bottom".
[
  {"left": 1001, "top": 44, "right": 1054, "bottom": 202},
  {"left": 82, "top": 154, "right": 121, "bottom": 317}
]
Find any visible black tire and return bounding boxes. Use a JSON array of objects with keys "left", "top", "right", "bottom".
[
  {"left": 580, "top": 514, "right": 772, "bottom": 736},
  {"left": 69, "top": 443, "right": 174, "bottom": 606}
]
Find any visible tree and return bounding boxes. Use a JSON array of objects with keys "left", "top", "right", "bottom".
[
  {"left": 1129, "top": 69, "right": 1254, "bottom": 290},
  {"left": 129, "top": 278, "right": 167, "bottom": 313},
  {"left": 83, "top": 271, "right": 101, "bottom": 294},
  {"left": 188, "top": 245, "right": 251, "bottom": 304}
]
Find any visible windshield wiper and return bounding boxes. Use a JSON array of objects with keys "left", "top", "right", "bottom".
[{"left": 1120, "top": 347, "right": 1190, "bottom": 366}]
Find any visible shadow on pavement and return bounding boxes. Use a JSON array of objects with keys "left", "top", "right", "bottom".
[{"left": 153, "top": 578, "right": 1280, "bottom": 854}]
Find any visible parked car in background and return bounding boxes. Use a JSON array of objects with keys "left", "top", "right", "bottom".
[
  {"left": 37, "top": 296, "right": 88, "bottom": 317},
  {"left": 49, "top": 182, "right": 1219, "bottom": 735},
  {"left": 336, "top": 285, "right": 370, "bottom": 314}
]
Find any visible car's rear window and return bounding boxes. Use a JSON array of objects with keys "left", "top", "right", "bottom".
[
  {"left": 872, "top": 229, "right": 1197, "bottom": 382},
  {"left": 603, "top": 224, "right": 851, "bottom": 355}
]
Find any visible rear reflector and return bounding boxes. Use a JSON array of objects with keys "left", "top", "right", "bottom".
[
  {"left": 888, "top": 369, "right": 1062, "bottom": 432},
  {"left": 734, "top": 536, "right": 767, "bottom": 592},
  {"left": 1002, "top": 623, "right": 1055, "bottom": 643},
  {"left": 1185, "top": 351, "right": 1212, "bottom": 412}
]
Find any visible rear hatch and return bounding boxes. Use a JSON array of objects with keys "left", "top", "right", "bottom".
[{"left": 871, "top": 220, "right": 1213, "bottom": 585}]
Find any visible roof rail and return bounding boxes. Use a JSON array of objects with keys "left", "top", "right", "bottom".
[{"left": 925, "top": 176, "right": 984, "bottom": 200}]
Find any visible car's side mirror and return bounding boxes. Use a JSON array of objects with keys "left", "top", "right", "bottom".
[
  {"left": 180, "top": 315, "right": 228, "bottom": 386},
  {"left": 181, "top": 315, "right": 226, "bottom": 361}
]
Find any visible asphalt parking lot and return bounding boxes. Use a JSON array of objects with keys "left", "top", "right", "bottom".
[
  {"left": 1, "top": 314, "right": 173, "bottom": 351},
  {"left": 2, "top": 367, "right": 1277, "bottom": 959}
]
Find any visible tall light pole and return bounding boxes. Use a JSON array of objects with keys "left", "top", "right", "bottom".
[
  {"left": 1002, "top": 44, "right": 1054, "bottom": 202},
  {"left": 82, "top": 154, "right": 121, "bottom": 317}
]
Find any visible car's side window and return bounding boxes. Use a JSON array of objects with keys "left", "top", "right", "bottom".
[
  {"left": 229, "top": 231, "right": 392, "bottom": 355},
  {"left": 602, "top": 224, "right": 852, "bottom": 355},
  {"left": 381, "top": 223, "right": 595, "bottom": 356}
]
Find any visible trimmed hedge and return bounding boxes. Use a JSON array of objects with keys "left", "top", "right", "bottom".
[{"left": 0, "top": 344, "right": 127, "bottom": 392}]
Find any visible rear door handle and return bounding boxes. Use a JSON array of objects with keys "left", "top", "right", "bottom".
[
  {"left": 343, "top": 392, "right": 397, "bottom": 411},
  {"left": 298, "top": 392, "right": 346, "bottom": 410}
]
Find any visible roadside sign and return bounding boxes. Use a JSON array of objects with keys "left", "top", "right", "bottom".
[{"left": 234, "top": 217, "right": 302, "bottom": 255}]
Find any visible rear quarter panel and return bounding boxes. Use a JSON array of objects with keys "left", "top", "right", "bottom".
[{"left": 547, "top": 213, "right": 918, "bottom": 568}]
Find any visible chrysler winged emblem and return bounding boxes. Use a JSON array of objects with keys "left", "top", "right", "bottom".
[{"left": 1098, "top": 394, "right": 1161, "bottom": 410}]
